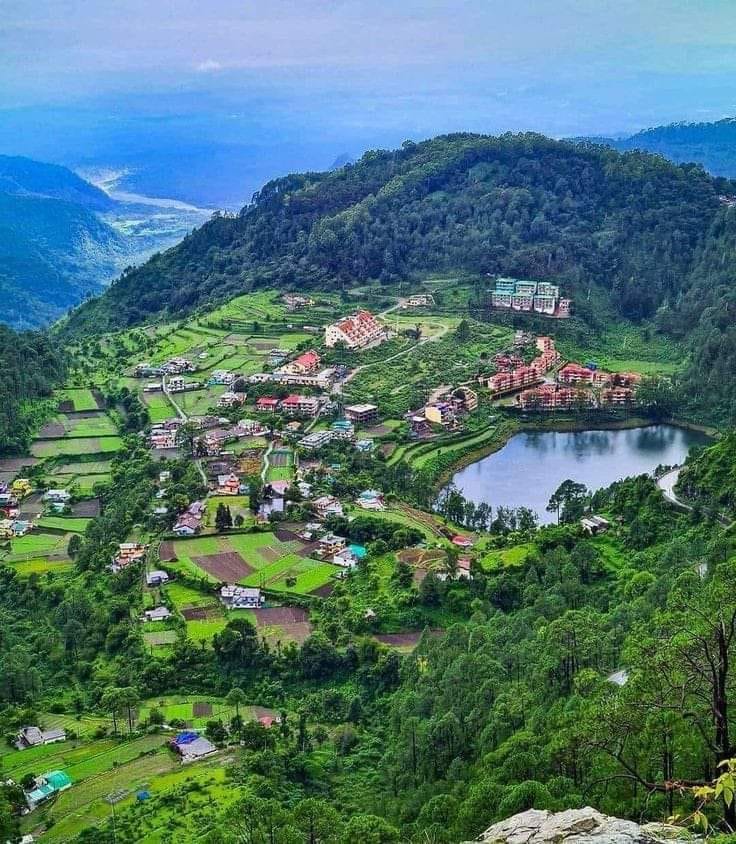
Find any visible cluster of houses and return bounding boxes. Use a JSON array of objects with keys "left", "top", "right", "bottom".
[
  {"left": 248, "top": 349, "right": 337, "bottom": 391},
  {"left": 304, "top": 527, "right": 367, "bottom": 569},
  {"left": 408, "top": 386, "right": 479, "bottom": 436},
  {"left": 517, "top": 363, "right": 641, "bottom": 411},
  {"left": 297, "top": 413, "right": 375, "bottom": 453},
  {"left": 489, "top": 277, "right": 572, "bottom": 317},
  {"left": 24, "top": 769, "right": 73, "bottom": 810},
  {"left": 324, "top": 309, "right": 387, "bottom": 349},
  {"left": 479, "top": 336, "right": 560, "bottom": 397},
  {"left": 135, "top": 357, "right": 195, "bottom": 378},
  {"left": 283, "top": 293, "right": 315, "bottom": 311}
]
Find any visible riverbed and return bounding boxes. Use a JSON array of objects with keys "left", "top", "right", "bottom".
[{"left": 449, "top": 424, "right": 710, "bottom": 523}]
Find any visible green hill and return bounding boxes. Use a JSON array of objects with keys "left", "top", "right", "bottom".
[{"left": 63, "top": 132, "right": 721, "bottom": 334}]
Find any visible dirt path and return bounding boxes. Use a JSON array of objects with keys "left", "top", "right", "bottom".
[{"left": 162, "top": 375, "right": 207, "bottom": 486}]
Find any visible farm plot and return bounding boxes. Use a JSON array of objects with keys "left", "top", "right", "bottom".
[
  {"left": 11, "top": 558, "right": 74, "bottom": 577},
  {"left": 168, "top": 533, "right": 337, "bottom": 596},
  {"left": 36, "top": 516, "right": 91, "bottom": 533},
  {"left": 142, "top": 391, "right": 174, "bottom": 423},
  {"left": 143, "top": 629, "right": 178, "bottom": 646},
  {"left": 31, "top": 436, "right": 123, "bottom": 458},
  {"left": 4, "top": 531, "right": 70, "bottom": 562},
  {"left": 55, "top": 388, "right": 101, "bottom": 412},
  {"left": 174, "top": 386, "right": 227, "bottom": 417},
  {"left": 266, "top": 448, "right": 294, "bottom": 482}
]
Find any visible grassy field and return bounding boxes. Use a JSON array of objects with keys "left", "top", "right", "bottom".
[
  {"left": 142, "top": 392, "right": 175, "bottom": 423},
  {"left": 4, "top": 531, "right": 70, "bottom": 561},
  {"left": 63, "top": 414, "right": 118, "bottom": 438},
  {"left": 479, "top": 542, "right": 535, "bottom": 570},
  {"left": 10, "top": 558, "right": 75, "bottom": 577},
  {"left": 31, "top": 436, "right": 124, "bottom": 458},
  {"left": 55, "top": 388, "right": 99, "bottom": 411},
  {"left": 36, "top": 516, "right": 92, "bottom": 533},
  {"left": 52, "top": 459, "right": 113, "bottom": 475}
]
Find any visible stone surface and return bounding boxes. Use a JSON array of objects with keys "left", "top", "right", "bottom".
[{"left": 467, "top": 807, "right": 700, "bottom": 844}]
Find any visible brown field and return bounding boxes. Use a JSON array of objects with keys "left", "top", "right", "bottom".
[
  {"left": 380, "top": 442, "right": 397, "bottom": 457},
  {"left": 311, "top": 583, "right": 335, "bottom": 598},
  {"left": 192, "top": 551, "right": 253, "bottom": 580},
  {"left": 0, "top": 457, "right": 39, "bottom": 471},
  {"left": 181, "top": 605, "right": 222, "bottom": 621},
  {"left": 71, "top": 499, "right": 101, "bottom": 517},
  {"left": 253, "top": 606, "right": 308, "bottom": 625},
  {"left": 398, "top": 548, "right": 447, "bottom": 568},
  {"left": 193, "top": 702, "right": 213, "bottom": 717},
  {"left": 375, "top": 629, "right": 444, "bottom": 650},
  {"left": 159, "top": 541, "right": 177, "bottom": 561},
  {"left": 58, "top": 400, "right": 74, "bottom": 413},
  {"left": 37, "top": 421, "right": 66, "bottom": 438},
  {"left": 262, "top": 621, "right": 313, "bottom": 645}
]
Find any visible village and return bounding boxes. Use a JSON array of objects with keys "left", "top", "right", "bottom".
[{"left": 0, "top": 281, "right": 664, "bottom": 836}]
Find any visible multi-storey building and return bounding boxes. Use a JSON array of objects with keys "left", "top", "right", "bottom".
[{"left": 324, "top": 310, "right": 386, "bottom": 349}]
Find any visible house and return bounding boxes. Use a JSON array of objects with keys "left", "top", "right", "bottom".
[
  {"left": 451, "top": 535, "right": 474, "bottom": 548},
  {"left": 601, "top": 386, "right": 636, "bottom": 406},
  {"left": 258, "top": 496, "right": 284, "bottom": 521},
  {"left": 25, "top": 770, "right": 72, "bottom": 810},
  {"left": 217, "top": 473, "right": 241, "bottom": 496},
  {"left": 581, "top": 515, "right": 611, "bottom": 535},
  {"left": 424, "top": 402, "right": 457, "bottom": 428},
  {"left": 281, "top": 350, "right": 321, "bottom": 375},
  {"left": 480, "top": 365, "right": 540, "bottom": 397},
  {"left": 12, "top": 479, "right": 32, "bottom": 498},
  {"left": 558, "top": 363, "right": 595, "bottom": 385},
  {"left": 172, "top": 513, "right": 201, "bottom": 536},
  {"left": 280, "top": 395, "right": 320, "bottom": 418},
  {"left": 150, "top": 430, "right": 178, "bottom": 449},
  {"left": 17, "top": 726, "right": 66, "bottom": 749},
  {"left": 356, "top": 489, "right": 385, "bottom": 511},
  {"left": 236, "top": 418, "right": 266, "bottom": 436},
  {"left": 144, "top": 606, "right": 172, "bottom": 622},
  {"left": 146, "top": 570, "right": 170, "bottom": 587},
  {"left": 209, "top": 369, "right": 235, "bottom": 386},
  {"left": 43, "top": 489, "right": 71, "bottom": 504},
  {"left": 318, "top": 533, "right": 347, "bottom": 557},
  {"left": 256, "top": 397, "right": 280, "bottom": 413},
  {"left": 451, "top": 387, "right": 478, "bottom": 412},
  {"left": 112, "top": 542, "right": 148, "bottom": 571},
  {"left": 330, "top": 419, "right": 355, "bottom": 440},
  {"left": 355, "top": 439, "right": 374, "bottom": 453},
  {"left": 218, "top": 391, "right": 246, "bottom": 409},
  {"left": 344, "top": 403, "right": 379, "bottom": 425},
  {"left": 402, "top": 294, "right": 435, "bottom": 308},
  {"left": 313, "top": 495, "right": 343, "bottom": 518},
  {"left": 268, "top": 348, "right": 290, "bottom": 365},
  {"left": 517, "top": 384, "right": 595, "bottom": 411},
  {"left": 220, "top": 584, "right": 263, "bottom": 609},
  {"left": 333, "top": 547, "right": 359, "bottom": 568},
  {"left": 298, "top": 431, "right": 335, "bottom": 451},
  {"left": 144, "top": 381, "right": 163, "bottom": 392},
  {"left": 170, "top": 731, "right": 217, "bottom": 763},
  {"left": 324, "top": 310, "right": 386, "bottom": 349}
]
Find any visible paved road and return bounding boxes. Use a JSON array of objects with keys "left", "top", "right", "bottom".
[{"left": 657, "top": 467, "right": 690, "bottom": 510}]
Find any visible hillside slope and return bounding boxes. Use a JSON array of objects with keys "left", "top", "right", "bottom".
[
  {"left": 63, "top": 133, "right": 721, "bottom": 333},
  {"left": 0, "top": 154, "right": 115, "bottom": 211},
  {"left": 0, "top": 191, "right": 127, "bottom": 329}
]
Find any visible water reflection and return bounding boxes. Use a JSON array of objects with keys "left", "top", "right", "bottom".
[{"left": 450, "top": 425, "right": 709, "bottom": 524}]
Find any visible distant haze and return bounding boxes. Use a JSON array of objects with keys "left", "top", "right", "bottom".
[{"left": 4, "top": 1, "right": 736, "bottom": 207}]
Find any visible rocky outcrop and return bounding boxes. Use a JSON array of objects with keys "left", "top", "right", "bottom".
[{"left": 466, "top": 808, "right": 699, "bottom": 844}]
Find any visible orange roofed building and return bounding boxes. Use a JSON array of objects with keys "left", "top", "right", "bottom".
[{"left": 324, "top": 310, "right": 386, "bottom": 349}]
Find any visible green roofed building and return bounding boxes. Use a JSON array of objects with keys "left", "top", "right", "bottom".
[{"left": 25, "top": 769, "right": 72, "bottom": 810}]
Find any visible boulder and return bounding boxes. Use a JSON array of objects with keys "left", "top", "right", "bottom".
[{"left": 467, "top": 807, "right": 700, "bottom": 844}]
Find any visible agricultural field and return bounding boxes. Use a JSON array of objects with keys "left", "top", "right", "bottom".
[
  {"left": 142, "top": 391, "right": 175, "bottom": 423},
  {"left": 203, "top": 496, "right": 251, "bottom": 531},
  {"left": 266, "top": 447, "right": 294, "bottom": 482},
  {"left": 55, "top": 388, "right": 101, "bottom": 412},
  {"left": 31, "top": 436, "right": 124, "bottom": 458},
  {"left": 2, "top": 531, "right": 71, "bottom": 562},
  {"left": 345, "top": 319, "right": 513, "bottom": 416},
  {"left": 35, "top": 516, "right": 92, "bottom": 533},
  {"left": 171, "top": 385, "right": 227, "bottom": 417},
  {"left": 479, "top": 542, "right": 535, "bottom": 571},
  {"left": 10, "top": 557, "right": 75, "bottom": 577},
  {"left": 163, "top": 532, "right": 338, "bottom": 597}
]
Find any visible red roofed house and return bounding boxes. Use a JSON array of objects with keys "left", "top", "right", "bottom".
[
  {"left": 256, "top": 397, "right": 280, "bottom": 413},
  {"left": 452, "top": 535, "right": 474, "bottom": 548},
  {"left": 217, "top": 473, "right": 241, "bottom": 495},
  {"left": 282, "top": 350, "right": 321, "bottom": 375},
  {"left": 558, "top": 363, "right": 594, "bottom": 384},
  {"left": 280, "top": 395, "right": 320, "bottom": 417},
  {"left": 324, "top": 310, "right": 386, "bottom": 349}
]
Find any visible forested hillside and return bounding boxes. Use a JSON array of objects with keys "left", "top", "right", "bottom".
[
  {"left": 0, "top": 155, "right": 115, "bottom": 212},
  {"left": 63, "top": 133, "right": 722, "bottom": 334},
  {"left": 0, "top": 326, "right": 66, "bottom": 454},
  {"left": 612, "top": 118, "right": 736, "bottom": 179}
]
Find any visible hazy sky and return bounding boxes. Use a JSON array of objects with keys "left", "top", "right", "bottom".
[
  {"left": 4, "top": 1, "right": 736, "bottom": 205},
  {"left": 5, "top": 0, "right": 736, "bottom": 130}
]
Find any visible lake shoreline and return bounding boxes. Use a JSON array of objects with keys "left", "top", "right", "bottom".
[{"left": 440, "top": 415, "right": 713, "bottom": 520}]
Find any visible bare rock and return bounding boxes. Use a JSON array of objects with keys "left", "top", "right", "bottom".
[{"left": 467, "top": 807, "right": 700, "bottom": 844}]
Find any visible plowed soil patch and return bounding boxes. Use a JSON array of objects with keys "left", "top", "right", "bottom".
[
  {"left": 253, "top": 606, "right": 308, "bottom": 625},
  {"left": 193, "top": 702, "right": 213, "bottom": 717},
  {"left": 159, "top": 541, "right": 177, "bottom": 561},
  {"left": 311, "top": 583, "right": 335, "bottom": 598},
  {"left": 192, "top": 552, "right": 252, "bottom": 581},
  {"left": 181, "top": 605, "right": 221, "bottom": 621}
]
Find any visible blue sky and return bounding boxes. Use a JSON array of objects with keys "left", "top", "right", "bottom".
[{"left": 3, "top": 1, "right": 736, "bottom": 205}]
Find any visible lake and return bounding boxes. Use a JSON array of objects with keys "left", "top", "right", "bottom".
[{"left": 450, "top": 424, "right": 710, "bottom": 523}]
